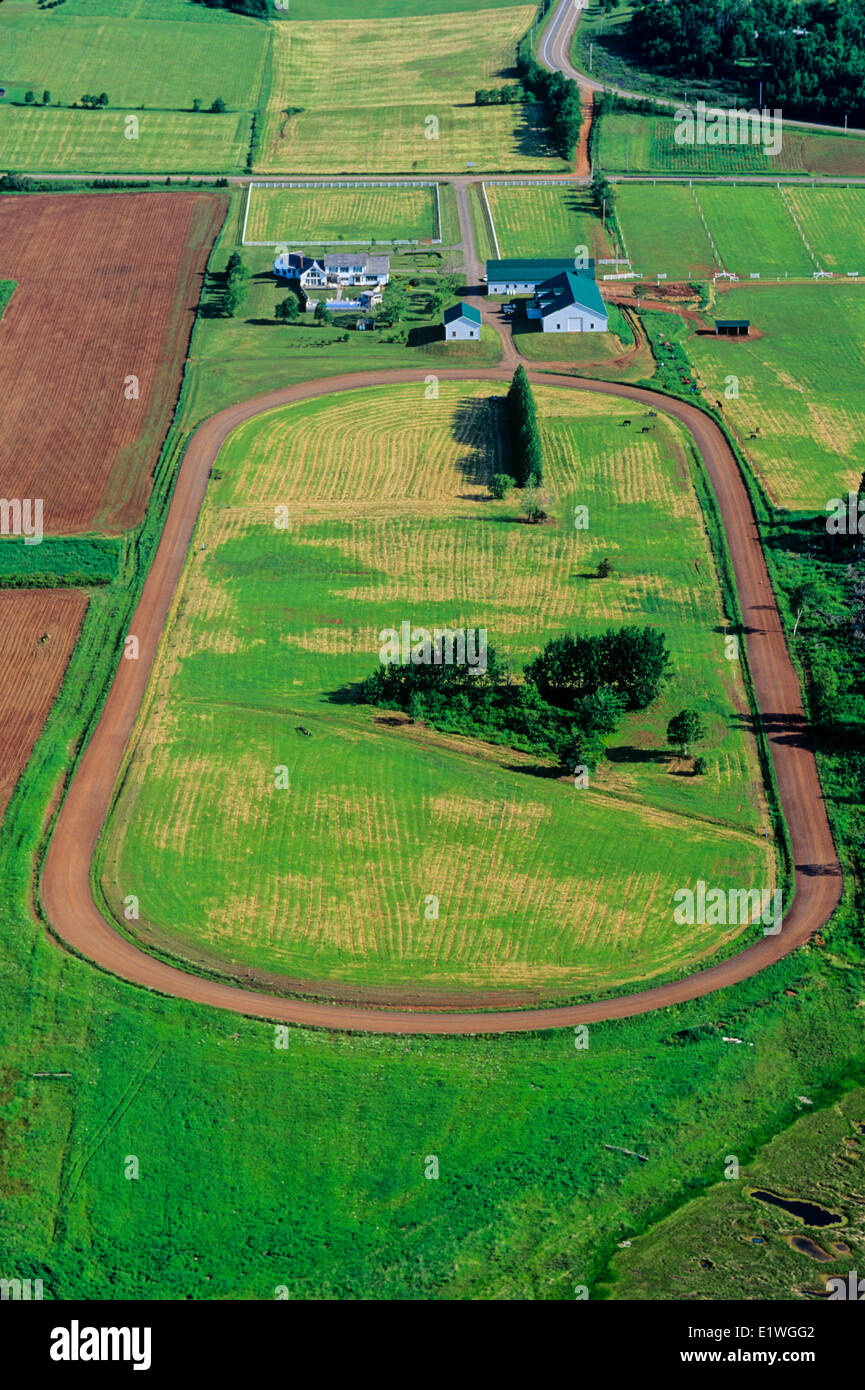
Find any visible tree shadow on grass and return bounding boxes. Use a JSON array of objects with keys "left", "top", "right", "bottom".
[
  {"left": 605, "top": 745, "right": 669, "bottom": 765},
  {"left": 450, "top": 396, "right": 509, "bottom": 490}
]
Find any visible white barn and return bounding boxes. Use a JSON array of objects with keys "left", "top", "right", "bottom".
[{"left": 443, "top": 302, "right": 481, "bottom": 340}]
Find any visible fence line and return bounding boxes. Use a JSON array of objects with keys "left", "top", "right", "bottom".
[{"left": 241, "top": 180, "right": 443, "bottom": 247}]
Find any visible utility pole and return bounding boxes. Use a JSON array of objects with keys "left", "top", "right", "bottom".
[
  {"left": 589, "top": 43, "right": 593, "bottom": 73},
  {"left": 845, "top": 113, "right": 849, "bottom": 131},
  {"left": 758, "top": 79, "right": 763, "bottom": 108}
]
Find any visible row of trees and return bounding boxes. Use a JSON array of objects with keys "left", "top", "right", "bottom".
[
  {"left": 506, "top": 365, "right": 543, "bottom": 487},
  {"left": 192, "top": 0, "right": 269, "bottom": 18},
  {"left": 630, "top": 0, "right": 865, "bottom": 121},
  {"left": 516, "top": 42, "right": 582, "bottom": 160},
  {"left": 475, "top": 85, "right": 523, "bottom": 105},
  {"left": 223, "top": 252, "right": 250, "bottom": 317},
  {"left": 360, "top": 624, "right": 674, "bottom": 773}
]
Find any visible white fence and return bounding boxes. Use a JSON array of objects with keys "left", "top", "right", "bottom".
[{"left": 241, "top": 180, "right": 443, "bottom": 248}]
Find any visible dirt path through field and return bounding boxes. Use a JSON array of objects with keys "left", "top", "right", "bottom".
[{"left": 41, "top": 361, "right": 841, "bottom": 1033}]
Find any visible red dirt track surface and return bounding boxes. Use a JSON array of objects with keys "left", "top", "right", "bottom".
[
  {"left": 0, "top": 588, "right": 88, "bottom": 820},
  {"left": 40, "top": 369, "right": 842, "bottom": 1034},
  {"left": 0, "top": 192, "right": 227, "bottom": 533}
]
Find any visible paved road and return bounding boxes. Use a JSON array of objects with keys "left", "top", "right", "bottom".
[
  {"left": 41, "top": 364, "right": 841, "bottom": 1034},
  {"left": 540, "top": 0, "right": 865, "bottom": 139}
]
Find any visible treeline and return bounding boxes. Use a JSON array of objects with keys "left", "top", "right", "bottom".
[
  {"left": 506, "top": 365, "right": 543, "bottom": 487},
  {"left": 631, "top": 0, "right": 865, "bottom": 122},
  {"left": 360, "top": 624, "right": 671, "bottom": 771},
  {"left": 191, "top": 0, "right": 270, "bottom": 17},
  {"left": 517, "top": 38, "right": 582, "bottom": 160}
]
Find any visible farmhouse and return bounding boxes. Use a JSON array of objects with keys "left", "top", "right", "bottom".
[
  {"left": 526, "top": 270, "right": 608, "bottom": 334},
  {"left": 486, "top": 257, "right": 590, "bottom": 295},
  {"left": 273, "top": 250, "right": 390, "bottom": 289},
  {"left": 443, "top": 302, "right": 481, "bottom": 340}
]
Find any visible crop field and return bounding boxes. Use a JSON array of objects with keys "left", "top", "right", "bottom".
[
  {"left": 0, "top": 589, "right": 87, "bottom": 821},
  {"left": 244, "top": 183, "right": 439, "bottom": 244},
  {"left": 685, "top": 283, "right": 865, "bottom": 509},
  {"left": 258, "top": 6, "right": 565, "bottom": 174},
  {"left": 0, "top": 105, "right": 251, "bottom": 173},
  {"left": 100, "top": 381, "right": 772, "bottom": 998},
  {"left": 604, "top": 1085, "right": 865, "bottom": 1300},
  {"left": 485, "top": 184, "right": 612, "bottom": 259},
  {"left": 596, "top": 108, "right": 865, "bottom": 177},
  {"left": 0, "top": 191, "right": 226, "bottom": 533}
]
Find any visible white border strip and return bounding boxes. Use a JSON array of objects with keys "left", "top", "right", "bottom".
[
  {"left": 242, "top": 180, "right": 443, "bottom": 247},
  {"left": 479, "top": 182, "right": 501, "bottom": 260}
]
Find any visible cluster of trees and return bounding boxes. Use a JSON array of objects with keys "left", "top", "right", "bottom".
[
  {"left": 275, "top": 294, "right": 300, "bottom": 324},
  {"left": 475, "top": 85, "right": 523, "bottom": 105},
  {"left": 192, "top": 97, "right": 228, "bottom": 113},
  {"left": 23, "top": 91, "right": 51, "bottom": 105},
  {"left": 525, "top": 625, "right": 670, "bottom": 712},
  {"left": 223, "top": 252, "right": 249, "bottom": 316},
  {"left": 360, "top": 624, "right": 672, "bottom": 772},
  {"left": 630, "top": 0, "right": 865, "bottom": 121},
  {"left": 78, "top": 93, "right": 109, "bottom": 109},
  {"left": 376, "top": 280, "right": 408, "bottom": 328},
  {"left": 517, "top": 42, "right": 582, "bottom": 160},
  {"left": 506, "top": 365, "right": 543, "bottom": 487},
  {"left": 191, "top": 0, "right": 270, "bottom": 18}
]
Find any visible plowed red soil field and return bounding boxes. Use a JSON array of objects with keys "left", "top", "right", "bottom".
[
  {"left": 0, "top": 588, "right": 88, "bottom": 820},
  {"left": 0, "top": 192, "right": 227, "bottom": 534}
]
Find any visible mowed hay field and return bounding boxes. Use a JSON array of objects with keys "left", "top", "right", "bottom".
[
  {"left": 258, "top": 6, "right": 563, "bottom": 174},
  {"left": 0, "top": 192, "right": 226, "bottom": 533},
  {"left": 0, "top": 106, "right": 251, "bottom": 173},
  {"left": 596, "top": 108, "right": 865, "bottom": 177},
  {"left": 0, "top": 0, "right": 267, "bottom": 171},
  {"left": 244, "top": 183, "right": 439, "bottom": 244},
  {"left": 99, "top": 382, "right": 772, "bottom": 999},
  {"left": 485, "top": 184, "right": 613, "bottom": 259},
  {"left": 687, "top": 283, "right": 865, "bottom": 509},
  {"left": 0, "top": 589, "right": 87, "bottom": 821}
]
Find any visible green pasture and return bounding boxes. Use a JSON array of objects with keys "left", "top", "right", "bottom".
[
  {"left": 244, "top": 183, "right": 439, "bottom": 244},
  {"left": 100, "top": 381, "right": 771, "bottom": 995},
  {"left": 0, "top": 1, "right": 269, "bottom": 110},
  {"left": 698, "top": 185, "right": 815, "bottom": 279},
  {"left": 785, "top": 186, "right": 865, "bottom": 275},
  {"left": 616, "top": 183, "right": 715, "bottom": 279},
  {"left": 604, "top": 1085, "right": 865, "bottom": 1300},
  {"left": 485, "top": 183, "right": 612, "bottom": 259},
  {"left": 686, "top": 282, "right": 865, "bottom": 509}
]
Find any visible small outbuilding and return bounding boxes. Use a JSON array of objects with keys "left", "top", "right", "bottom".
[
  {"left": 714, "top": 319, "right": 750, "bottom": 336},
  {"left": 443, "top": 302, "right": 481, "bottom": 341}
]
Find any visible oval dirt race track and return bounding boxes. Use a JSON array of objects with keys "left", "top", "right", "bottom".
[{"left": 41, "top": 368, "right": 842, "bottom": 1034}]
